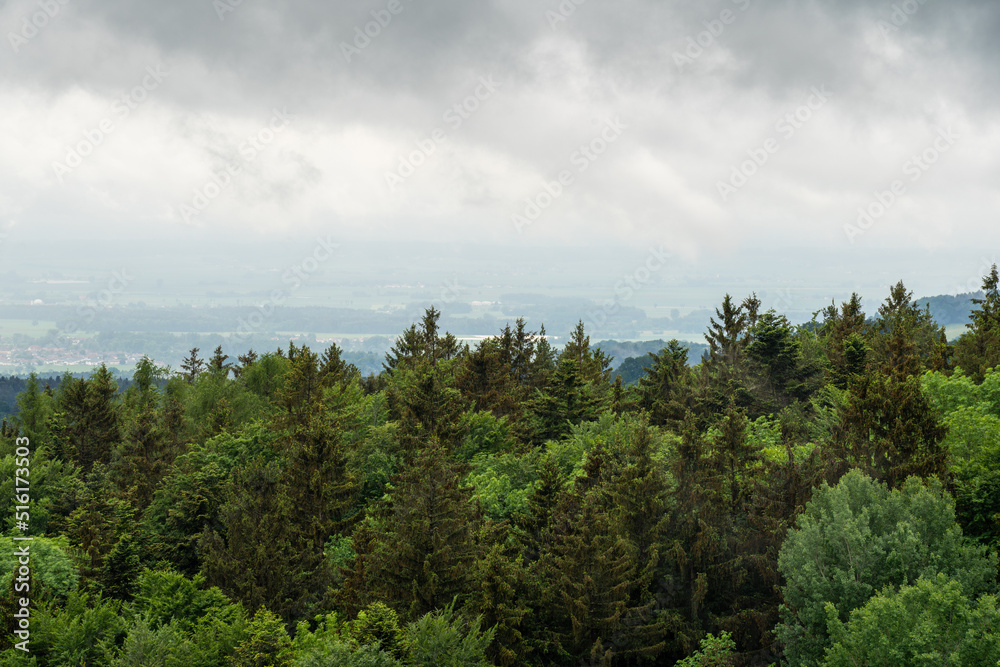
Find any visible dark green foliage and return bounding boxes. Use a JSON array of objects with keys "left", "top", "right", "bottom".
[
  {"left": 954, "top": 264, "right": 1000, "bottom": 382},
  {"left": 58, "top": 365, "right": 122, "bottom": 472},
  {"left": 638, "top": 340, "right": 694, "bottom": 430},
  {"left": 182, "top": 347, "right": 207, "bottom": 383},
  {"left": 199, "top": 456, "right": 336, "bottom": 623},
  {"left": 534, "top": 326, "right": 612, "bottom": 442},
  {"left": 7, "top": 293, "right": 1000, "bottom": 667},
  {"left": 340, "top": 441, "right": 482, "bottom": 621},
  {"left": 867, "top": 281, "right": 947, "bottom": 377},
  {"left": 825, "top": 370, "right": 948, "bottom": 488}
]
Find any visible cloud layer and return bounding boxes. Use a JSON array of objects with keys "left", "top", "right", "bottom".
[{"left": 1, "top": 0, "right": 998, "bottom": 262}]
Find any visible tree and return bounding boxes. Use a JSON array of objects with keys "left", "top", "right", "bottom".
[
  {"left": 199, "top": 457, "right": 334, "bottom": 623},
  {"left": 534, "top": 356, "right": 608, "bottom": 442},
  {"left": 58, "top": 365, "right": 121, "bottom": 472},
  {"left": 383, "top": 307, "right": 461, "bottom": 373},
  {"left": 528, "top": 428, "right": 671, "bottom": 664},
  {"left": 181, "top": 348, "right": 206, "bottom": 383},
  {"left": 699, "top": 294, "right": 759, "bottom": 416},
  {"left": 825, "top": 370, "right": 948, "bottom": 488},
  {"left": 776, "top": 469, "right": 998, "bottom": 666},
  {"left": 638, "top": 340, "right": 694, "bottom": 430},
  {"left": 954, "top": 264, "right": 1000, "bottom": 382},
  {"left": 339, "top": 441, "right": 482, "bottom": 621},
  {"left": 746, "top": 311, "right": 823, "bottom": 411},
  {"left": 822, "top": 574, "right": 1000, "bottom": 667},
  {"left": 208, "top": 345, "right": 233, "bottom": 378},
  {"left": 676, "top": 632, "right": 737, "bottom": 667},
  {"left": 403, "top": 600, "right": 495, "bottom": 667},
  {"left": 319, "top": 343, "right": 359, "bottom": 388},
  {"left": 387, "top": 357, "right": 470, "bottom": 456},
  {"left": 866, "top": 281, "right": 946, "bottom": 378}
]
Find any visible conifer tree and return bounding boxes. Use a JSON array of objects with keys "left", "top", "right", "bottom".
[
  {"left": 59, "top": 365, "right": 121, "bottom": 472},
  {"left": 826, "top": 369, "right": 948, "bottom": 488},
  {"left": 181, "top": 348, "right": 206, "bottom": 383},
  {"left": 208, "top": 345, "right": 233, "bottom": 378},
  {"left": 388, "top": 356, "right": 470, "bottom": 456},
  {"left": 318, "top": 342, "right": 358, "bottom": 387},
  {"left": 954, "top": 264, "right": 1000, "bottom": 382},
  {"left": 638, "top": 340, "right": 694, "bottom": 430},
  {"left": 866, "top": 281, "right": 944, "bottom": 378},
  {"left": 233, "top": 349, "right": 259, "bottom": 379},
  {"left": 200, "top": 457, "right": 333, "bottom": 623},
  {"left": 340, "top": 440, "right": 482, "bottom": 621},
  {"left": 821, "top": 293, "right": 867, "bottom": 387}
]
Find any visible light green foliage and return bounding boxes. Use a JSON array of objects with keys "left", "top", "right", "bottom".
[
  {"left": 0, "top": 442, "right": 81, "bottom": 536},
  {"left": 292, "top": 643, "right": 403, "bottom": 667},
  {"left": 106, "top": 614, "right": 184, "bottom": 667},
  {"left": 545, "top": 412, "right": 667, "bottom": 484},
  {"left": 25, "top": 590, "right": 124, "bottom": 666},
  {"left": 922, "top": 368, "right": 1000, "bottom": 550},
  {"left": 143, "top": 422, "right": 280, "bottom": 574},
  {"left": 676, "top": 631, "right": 737, "bottom": 666},
  {"left": 823, "top": 575, "right": 1000, "bottom": 666},
  {"left": 454, "top": 410, "right": 516, "bottom": 462},
  {"left": 464, "top": 452, "right": 538, "bottom": 521},
  {"left": 351, "top": 602, "right": 404, "bottom": 656},
  {"left": 231, "top": 606, "right": 292, "bottom": 667},
  {"left": 324, "top": 533, "right": 355, "bottom": 580},
  {"left": 0, "top": 535, "right": 79, "bottom": 601},
  {"left": 403, "top": 600, "right": 495, "bottom": 667},
  {"left": 133, "top": 569, "right": 237, "bottom": 633},
  {"left": 922, "top": 367, "right": 980, "bottom": 414},
  {"left": 290, "top": 612, "right": 348, "bottom": 658},
  {"left": 776, "top": 469, "right": 997, "bottom": 666},
  {"left": 240, "top": 352, "right": 291, "bottom": 402},
  {"left": 290, "top": 611, "right": 409, "bottom": 666}
]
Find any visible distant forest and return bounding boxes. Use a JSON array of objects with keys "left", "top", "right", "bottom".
[{"left": 3, "top": 274, "right": 1000, "bottom": 665}]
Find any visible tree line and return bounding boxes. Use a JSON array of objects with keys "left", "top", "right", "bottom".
[{"left": 2, "top": 267, "right": 1000, "bottom": 665}]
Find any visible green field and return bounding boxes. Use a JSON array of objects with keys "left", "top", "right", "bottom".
[{"left": 0, "top": 319, "right": 59, "bottom": 336}]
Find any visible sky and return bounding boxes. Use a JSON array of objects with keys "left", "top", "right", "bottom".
[{"left": 1, "top": 0, "right": 998, "bottom": 299}]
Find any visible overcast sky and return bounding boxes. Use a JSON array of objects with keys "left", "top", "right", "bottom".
[{"left": 1, "top": 0, "right": 998, "bottom": 282}]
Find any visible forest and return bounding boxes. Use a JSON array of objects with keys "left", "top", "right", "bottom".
[{"left": 3, "top": 267, "right": 1000, "bottom": 666}]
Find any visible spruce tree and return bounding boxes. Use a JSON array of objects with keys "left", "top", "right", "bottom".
[
  {"left": 181, "top": 348, "right": 206, "bottom": 383},
  {"left": 954, "top": 264, "right": 1000, "bottom": 382},
  {"left": 638, "top": 340, "right": 693, "bottom": 430},
  {"left": 340, "top": 440, "right": 482, "bottom": 621}
]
